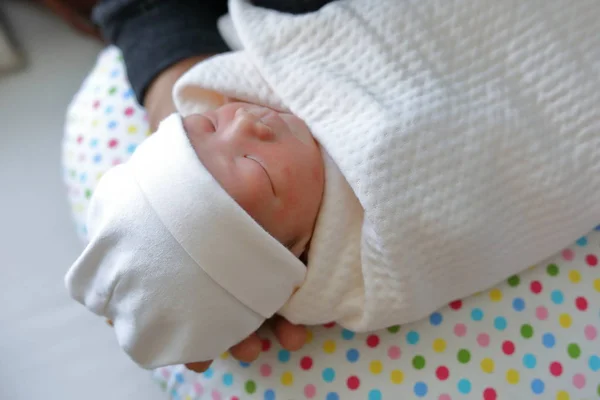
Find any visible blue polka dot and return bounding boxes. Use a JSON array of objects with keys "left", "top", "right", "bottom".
[
  {"left": 203, "top": 368, "right": 214, "bottom": 378},
  {"left": 471, "top": 308, "right": 484, "bottom": 321},
  {"left": 406, "top": 330, "right": 420, "bottom": 345},
  {"left": 105, "top": 105, "right": 114, "bottom": 114},
  {"left": 595, "top": 224, "right": 600, "bottom": 231},
  {"left": 170, "top": 389, "right": 179, "bottom": 400},
  {"left": 127, "top": 143, "right": 137, "bottom": 154},
  {"left": 542, "top": 333, "right": 556, "bottom": 348},
  {"left": 414, "top": 382, "right": 428, "bottom": 397},
  {"left": 123, "top": 88, "right": 134, "bottom": 99},
  {"left": 494, "top": 316, "right": 507, "bottom": 331},
  {"left": 512, "top": 297, "right": 525, "bottom": 311},
  {"left": 79, "top": 172, "right": 87, "bottom": 183},
  {"left": 93, "top": 154, "right": 102, "bottom": 163},
  {"left": 239, "top": 361, "right": 250, "bottom": 368},
  {"left": 90, "top": 138, "right": 98, "bottom": 148},
  {"left": 108, "top": 121, "right": 118, "bottom": 129},
  {"left": 576, "top": 236, "right": 588, "bottom": 246},
  {"left": 457, "top": 379, "right": 472, "bottom": 394},
  {"left": 429, "top": 312, "right": 443, "bottom": 326},
  {"left": 346, "top": 349, "right": 360, "bottom": 363},
  {"left": 326, "top": 393, "right": 339, "bottom": 400},
  {"left": 589, "top": 355, "right": 600, "bottom": 371},
  {"left": 175, "top": 373, "right": 184, "bottom": 383},
  {"left": 531, "top": 378, "right": 545, "bottom": 394},
  {"left": 223, "top": 373, "right": 233, "bottom": 386},
  {"left": 368, "top": 389, "right": 382, "bottom": 400},
  {"left": 551, "top": 290, "right": 564, "bottom": 305},
  {"left": 278, "top": 350, "right": 290, "bottom": 363},
  {"left": 341, "top": 329, "right": 355, "bottom": 340},
  {"left": 523, "top": 353, "right": 537, "bottom": 369},
  {"left": 322, "top": 368, "right": 335, "bottom": 382},
  {"left": 110, "top": 69, "right": 119, "bottom": 78},
  {"left": 264, "top": 389, "right": 275, "bottom": 400}
]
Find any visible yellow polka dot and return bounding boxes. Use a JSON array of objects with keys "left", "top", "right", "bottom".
[
  {"left": 305, "top": 329, "right": 314, "bottom": 344},
  {"left": 390, "top": 369, "right": 404, "bottom": 384},
  {"left": 506, "top": 368, "right": 520, "bottom": 384},
  {"left": 568, "top": 270, "right": 581, "bottom": 283},
  {"left": 281, "top": 371, "right": 293, "bottom": 386},
  {"left": 92, "top": 119, "right": 99, "bottom": 127},
  {"left": 594, "top": 278, "right": 600, "bottom": 292},
  {"left": 220, "top": 352, "right": 229, "bottom": 360},
  {"left": 480, "top": 358, "right": 495, "bottom": 374},
  {"left": 185, "top": 396, "right": 193, "bottom": 400},
  {"left": 96, "top": 172, "right": 104, "bottom": 182},
  {"left": 556, "top": 390, "right": 570, "bottom": 400},
  {"left": 489, "top": 288, "right": 503, "bottom": 302},
  {"left": 432, "top": 338, "right": 446, "bottom": 353},
  {"left": 559, "top": 313, "right": 572, "bottom": 328},
  {"left": 128, "top": 125, "right": 138, "bottom": 134},
  {"left": 323, "top": 340, "right": 336, "bottom": 354},
  {"left": 369, "top": 360, "right": 383, "bottom": 375},
  {"left": 73, "top": 204, "right": 84, "bottom": 213},
  {"left": 146, "top": 129, "right": 153, "bottom": 136}
]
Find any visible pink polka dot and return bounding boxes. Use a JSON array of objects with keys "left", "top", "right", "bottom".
[
  {"left": 304, "top": 384, "right": 316, "bottom": 398},
  {"left": 586, "top": 254, "right": 598, "bottom": 266},
  {"left": 562, "top": 249, "right": 575, "bottom": 261},
  {"left": 530, "top": 280, "right": 543, "bottom": 294},
  {"left": 454, "top": 323, "right": 467, "bottom": 337},
  {"left": 584, "top": 325, "right": 597, "bottom": 340},
  {"left": 108, "top": 138, "right": 119, "bottom": 148},
  {"left": 194, "top": 382, "right": 204, "bottom": 395},
  {"left": 575, "top": 296, "right": 589, "bottom": 311},
  {"left": 211, "top": 390, "right": 221, "bottom": 400},
  {"left": 124, "top": 106, "right": 135, "bottom": 116},
  {"left": 477, "top": 333, "right": 490, "bottom": 347},
  {"left": 93, "top": 100, "right": 100, "bottom": 109},
  {"left": 260, "top": 364, "right": 272, "bottom": 377},
  {"left": 388, "top": 345, "right": 401, "bottom": 360},
  {"left": 483, "top": 388, "right": 497, "bottom": 400},
  {"left": 572, "top": 373, "right": 586, "bottom": 389},
  {"left": 438, "top": 394, "right": 452, "bottom": 400},
  {"left": 536, "top": 306, "right": 549, "bottom": 320},
  {"left": 161, "top": 369, "right": 170, "bottom": 378}
]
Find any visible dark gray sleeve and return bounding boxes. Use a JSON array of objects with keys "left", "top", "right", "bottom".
[{"left": 93, "top": 0, "right": 337, "bottom": 104}]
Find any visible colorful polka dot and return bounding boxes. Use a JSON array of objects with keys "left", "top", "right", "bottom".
[
  {"left": 406, "top": 330, "right": 420, "bottom": 345},
  {"left": 412, "top": 355, "right": 426, "bottom": 369},
  {"left": 369, "top": 360, "right": 383, "bottom": 375},
  {"left": 245, "top": 380, "right": 256, "bottom": 394},
  {"left": 346, "top": 349, "right": 359, "bottom": 363},
  {"left": 562, "top": 249, "right": 575, "bottom": 261},
  {"left": 507, "top": 275, "right": 520, "bottom": 287},
  {"left": 278, "top": 350, "right": 290, "bottom": 363},
  {"left": 471, "top": 308, "right": 484, "bottom": 321},
  {"left": 300, "top": 356, "right": 313, "bottom": 371},
  {"left": 260, "top": 364, "right": 272, "bottom": 378},
  {"left": 341, "top": 329, "right": 355, "bottom": 340},
  {"left": 549, "top": 361, "right": 563, "bottom": 377},
  {"left": 543, "top": 333, "right": 556, "bottom": 348},
  {"left": 346, "top": 376, "right": 360, "bottom": 390},
  {"left": 559, "top": 313, "right": 572, "bottom": 328},
  {"left": 457, "top": 379, "right": 471, "bottom": 394},
  {"left": 531, "top": 378, "right": 545, "bottom": 394},
  {"left": 432, "top": 338, "right": 446, "bottom": 353},
  {"left": 521, "top": 324, "right": 534, "bottom": 339},
  {"left": 367, "top": 335, "right": 380, "bottom": 348},
  {"left": 476, "top": 357, "right": 492, "bottom": 375},
  {"left": 390, "top": 370, "right": 404, "bottom": 384},
  {"left": 449, "top": 300, "right": 462, "bottom": 310},
  {"left": 429, "top": 312, "right": 443, "bottom": 326},
  {"left": 551, "top": 290, "right": 564, "bottom": 304},
  {"left": 530, "top": 280, "right": 543, "bottom": 294},
  {"left": 589, "top": 355, "right": 600, "bottom": 371},
  {"left": 586, "top": 254, "right": 598, "bottom": 266},
  {"left": 303, "top": 384, "right": 316, "bottom": 399},
  {"left": 569, "top": 270, "right": 581, "bottom": 283},
  {"left": 494, "top": 316, "right": 507, "bottom": 331},
  {"left": 387, "top": 325, "right": 400, "bottom": 334},
  {"left": 502, "top": 340, "right": 516, "bottom": 355},
  {"left": 483, "top": 388, "right": 497, "bottom": 400},
  {"left": 572, "top": 373, "right": 586, "bottom": 389},
  {"left": 414, "top": 382, "right": 428, "bottom": 397},
  {"left": 322, "top": 368, "right": 335, "bottom": 383},
  {"left": 506, "top": 369, "right": 520, "bottom": 384},
  {"left": 535, "top": 306, "right": 549, "bottom": 320},
  {"left": 368, "top": 389, "right": 382, "bottom": 400},
  {"left": 323, "top": 340, "right": 336, "bottom": 354},
  {"left": 454, "top": 323, "right": 467, "bottom": 337},
  {"left": 547, "top": 263, "right": 560, "bottom": 276},
  {"left": 435, "top": 366, "right": 449, "bottom": 380},
  {"left": 512, "top": 297, "right": 526, "bottom": 311},
  {"left": 457, "top": 349, "right": 471, "bottom": 363},
  {"left": 489, "top": 288, "right": 503, "bottom": 302},
  {"left": 584, "top": 324, "right": 597, "bottom": 340},
  {"left": 388, "top": 345, "right": 401, "bottom": 359},
  {"left": 556, "top": 390, "right": 569, "bottom": 400}
]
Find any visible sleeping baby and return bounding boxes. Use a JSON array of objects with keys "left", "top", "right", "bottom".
[{"left": 65, "top": 0, "right": 600, "bottom": 369}]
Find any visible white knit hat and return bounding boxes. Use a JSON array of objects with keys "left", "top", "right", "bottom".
[{"left": 65, "top": 114, "right": 307, "bottom": 369}]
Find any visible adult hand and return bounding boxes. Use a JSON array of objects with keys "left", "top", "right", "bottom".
[
  {"left": 144, "top": 56, "right": 219, "bottom": 131},
  {"left": 185, "top": 316, "right": 307, "bottom": 373},
  {"left": 106, "top": 316, "right": 307, "bottom": 372}
]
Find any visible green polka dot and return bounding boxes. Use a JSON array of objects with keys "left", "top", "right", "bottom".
[
  {"left": 108, "top": 86, "right": 117, "bottom": 95},
  {"left": 117, "top": 55, "right": 123, "bottom": 62},
  {"left": 597, "top": 383, "right": 600, "bottom": 396},
  {"left": 245, "top": 380, "right": 256, "bottom": 394},
  {"left": 457, "top": 349, "right": 471, "bottom": 364},
  {"left": 387, "top": 325, "right": 400, "bottom": 333},
  {"left": 567, "top": 343, "right": 581, "bottom": 359},
  {"left": 159, "top": 382, "right": 167, "bottom": 391},
  {"left": 412, "top": 355, "right": 426, "bottom": 369},
  {"left": 69, "top": 170, "right": 76, "bottom": 178},
  {"left": 546, "top": 263, "right": 559, "bottom": 276},
  {"left": 507, "top": 275, "right": 520, "bottom": 287},
  {"left": 85, "top": 189, "right": 92, "bottom": 199},
  {"left": 520, "top": 324, "right": 534, "bottom": 339}
]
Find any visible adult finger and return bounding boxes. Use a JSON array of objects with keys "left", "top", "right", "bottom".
[
  {"left": 229, "top": 332, "right": 262, "bottom": 363},
  {"left": 273, "top": 316, "right": 307, "bottom": 351},
  {"left": 185, "top": 361, "right": 212, "bottom": 373}
]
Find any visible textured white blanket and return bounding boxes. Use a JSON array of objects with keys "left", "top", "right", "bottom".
[{"left": 174, "top": 0, "right": 600, "bottom": 332}]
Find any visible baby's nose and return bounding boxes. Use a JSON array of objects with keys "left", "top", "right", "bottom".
[{"left": 234, "top": 108, "right": 276, "bottom": 141}]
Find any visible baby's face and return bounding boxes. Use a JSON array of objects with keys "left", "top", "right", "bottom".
[{"left": 183, "top": 102, "right": 325, "bottom": 257}]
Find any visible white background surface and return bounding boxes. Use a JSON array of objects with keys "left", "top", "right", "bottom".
[{"left": 0, "top": 2, "right": 165, "bottom": 399}]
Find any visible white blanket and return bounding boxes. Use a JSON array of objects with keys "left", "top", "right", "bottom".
[{"left": 174, "top": 0, "right": 600, "bottom": 331}]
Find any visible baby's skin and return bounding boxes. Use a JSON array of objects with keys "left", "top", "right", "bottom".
[{"left": 182, "top": 102, "right": 325, "bottom": 258}]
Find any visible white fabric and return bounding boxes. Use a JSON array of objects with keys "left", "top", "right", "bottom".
[
  {"left": 175, "top": 0, "right": 600, "bottom": 331},
  {"left": 64, "top": 114, "right": 306, "bottom": 369}
]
